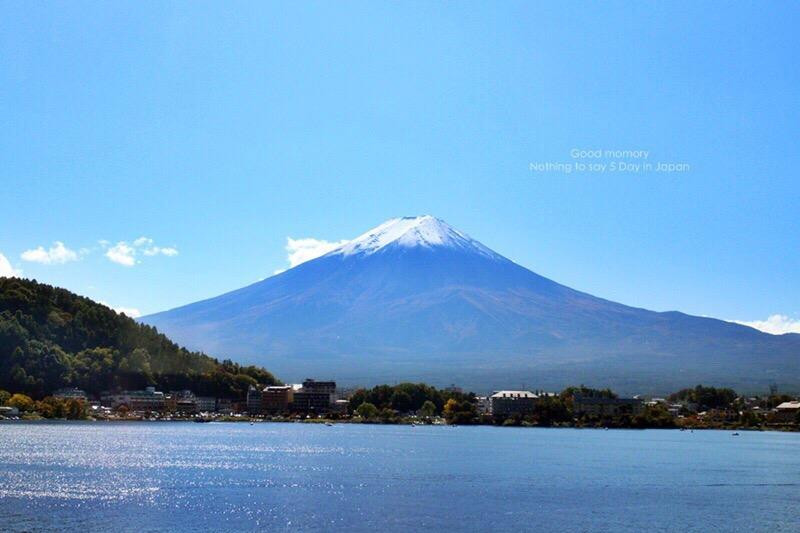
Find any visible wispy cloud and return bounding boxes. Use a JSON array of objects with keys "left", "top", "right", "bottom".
[
  {"left": 142, "top": 246, "right": 178, "bottom": 257},
  {"left": 732, "top": 315, "right": 800, "bottom": 335},
  {"left": 0, "top": 253, "right": 22, "bottom": 277},
  {"left": 21, "top": 241, "right": 79, "bottom": 265},
  {"left": 102, "top": 237, "right": 178, "bottom": 266},
  {"left": 274, "top": 237, "right": 348, "bottom": 274}
]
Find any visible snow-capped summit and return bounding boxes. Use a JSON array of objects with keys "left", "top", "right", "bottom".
[
  {"left": 142, "top": 216, "right": 800, "bottom": 394},
  {"left": 330, "top": 215, "right": 502, "bottom": 260}
]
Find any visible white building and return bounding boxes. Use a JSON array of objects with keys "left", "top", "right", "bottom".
[
  {"left": 490, "top": 390, "right": 539, "bottom": 416},
  {"left": 775, "top": 401, "right": 800, "bottom": 422},
  {"left": 53, "top": 387, "right": 88, "bottom": 401}
]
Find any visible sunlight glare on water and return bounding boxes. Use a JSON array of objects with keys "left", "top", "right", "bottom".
[{"left": 1, "top": 421, "right": 798, "bottom": 532}]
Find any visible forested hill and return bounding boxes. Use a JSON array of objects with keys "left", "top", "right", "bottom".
[{"left": 0, "top": 277, "right": 279, "bottom": 398}]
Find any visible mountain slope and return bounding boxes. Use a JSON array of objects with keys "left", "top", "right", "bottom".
[
  {"left": 142, "top": 216, "right": 800, "bottom": 393},
  {"left": 0, "top": 277, "right": 278, "bottom": 397}
]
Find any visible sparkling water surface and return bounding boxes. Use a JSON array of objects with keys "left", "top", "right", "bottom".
[{"left": 0, "top": 421, "right": 798, "bottom": 532}]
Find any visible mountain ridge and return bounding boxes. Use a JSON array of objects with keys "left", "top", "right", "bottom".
[{"left": 142, "top": 217, "right": 800, "bottom": 394}]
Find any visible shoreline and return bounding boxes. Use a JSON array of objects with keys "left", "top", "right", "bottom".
[{"left": 3, "top": 417, "right": 798, "bottom": 433}]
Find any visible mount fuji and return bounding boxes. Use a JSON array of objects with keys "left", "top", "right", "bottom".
[{"left": 142, "top": 216, "right": 800, "bottom": 393}]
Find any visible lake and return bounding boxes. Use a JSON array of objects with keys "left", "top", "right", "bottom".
[{"left": 0, "top": 421, "right": 798, "bottom": 532}]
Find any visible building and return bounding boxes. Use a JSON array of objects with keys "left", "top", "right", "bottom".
[
  {"left": 475, "top": 396, "right": 491, "bottom": 415},
  {"left": 123, "top": 387, "right": 165, "bottom": 412},
  {"left": 0, "top": 406, "right": 20, "bottom": 418},
  {"left": 53, "top": 387, "right": 88, "bottom": 401},
  {"left": 332, "top": 399, "right": 349, "bottom": 413},
  {"left": 231, "top": 401, "right": 248, "bottom": 414},
  {"left": 166, "top": 390, "right": 199, "bottom": 414},
  {"left": 101, "top": 387, "right": 166, "bottom": 412},
  {"left": 490, "top": 390, "right": 538, "bottom": 416},
  {"left": 89, "top": 404, "right": 111, "bottom": 417},
  {"left": 262, "top": 386, "right": 294, "bottom": 413},
  {"left": 291, "top": 379, "right": 336, "bottom": 413},
  {"left": 301, "top": 379, "right": 336, "bottom": 395},
  {"left": 195, "top": 396, "right": 217, "bottom": 412},
  {"left": 667, "top": 404, "right": 684, "bottom": 416},
  {"left": 216, "top": 398, "right": 234, "bottom": 414},
  {"left": 573, "top": 395, "right": 643, "bottom": 417},
  {"left": 247, "top": 385, "right": 263, "bottom": 415},
  {"left": 698, "top": 408, "right": 738, "bottom": 423},
  {"left": 775, "top": 401, "right": 800, "bottom": 423}
]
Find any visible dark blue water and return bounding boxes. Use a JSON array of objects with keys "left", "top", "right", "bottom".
[{"left": 0, "top": 422, "right": 798, "bottom": 532}]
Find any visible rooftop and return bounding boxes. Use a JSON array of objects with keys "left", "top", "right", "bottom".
[{"left": 491, "top": 390, "right": 537, "bottom": 399}]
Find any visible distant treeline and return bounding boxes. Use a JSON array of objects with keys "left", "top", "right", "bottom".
[
  {"left": 344, "top": 383, "right": 784, "bottom": 429},
  {"left": 346, "top": 383, "right": 670, "bottom": 426},
  {"left": 347, "top": 382, "right": 477, "bottom": 422},
  {"left": 0, "top": 277, "right": 279, "bottom": 399}
]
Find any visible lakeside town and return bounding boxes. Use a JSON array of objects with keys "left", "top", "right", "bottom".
[{"left": 1, "top": 379, "right": 799, "bottom": 431}]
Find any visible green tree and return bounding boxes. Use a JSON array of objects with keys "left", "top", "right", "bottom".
[
  {"left": 119, "top": 348, "right": 153, "bottom": 378},
  {"left": 0, "top": 277, "right": 280, "bottom": 399},
  {"left": 531, "top": 396, "right": 570, "bottom": 426},
  {"left": 356, "top": 402, "right": 378, "bottom": 419},
  {"left": 379, "top": 407, "right": 399, "bottom": 422},
  {"left": 419, "top": 400, "right": 437, "bottom": 418},
  {"left": 668, "top": 385, "right": 737, "bottom": 411},
  {"left": 0, "top": 389, "right": 10, "bottom": 405},
  {"left": 347, "top": 389, "right": 367, "bottom": 413},
  {"left": 560, "top": 385, "right": 618, "bottom": 400},
  {"left": 631, "top": 404, "right": 676, "bottom": 429},
  {"left": 390, "top": 391, "right": 413, "bottom": 413},
  {"left": 739, "top": 410, "right": 760, "bottom": 428}
]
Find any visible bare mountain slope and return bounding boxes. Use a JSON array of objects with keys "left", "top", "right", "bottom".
[{"left": 142, "top": 216, "right": 800, "bottom": 393}]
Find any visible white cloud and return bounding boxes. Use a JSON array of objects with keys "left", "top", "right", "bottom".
[
  {"left": 276, "top": 237, "right": 349, "bottom": 273},
  {"left": 732, "top": 315, "right": 800, "bottom": 335},
  {"left": 142, "top": 245, "right": 178, "bottom": 257},
  {"left": 113, "top": 306, "right": 141, "bottom": 318},
  {"left": 103, "top": 238, "right": 178, "bottom": 266},
  {"left": 0, "top": 253, "right": 22, "bottom": 277},
  {"left": 105, "top": 242, "right": 136, "bottom": 266},
  {"left": 21, "top": 241, "right": 79, "bottom": 265},
  {"left": 99, "top": 301, "right": 142, "bottom": 318}
]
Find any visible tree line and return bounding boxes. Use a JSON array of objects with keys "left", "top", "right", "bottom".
[
  {"left": 343, "top": 383, "right": 772, "bottom": 428},
  {"left": 0, "top": 277, "right": 279, "bottom": 399}
]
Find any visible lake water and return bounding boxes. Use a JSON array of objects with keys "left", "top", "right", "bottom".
[{"left": 0, "top": 422, "right": 798, "bottom": 532}]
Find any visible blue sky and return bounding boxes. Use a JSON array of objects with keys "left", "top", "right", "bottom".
[{"left": 1, "top": 2, "right": 798, "bottom": 332}]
